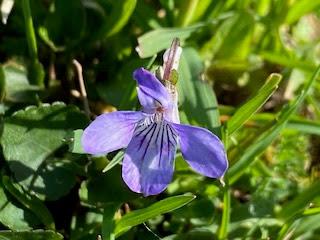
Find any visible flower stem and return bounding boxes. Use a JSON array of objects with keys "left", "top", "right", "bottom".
[
  {"left": 218, "top": 126, "right": 231, "bottom": 239},
  {"left": 218, "top": 179, "right": 230, "bottom": 239},
  {"left": 22, "top": 0, "right": 38, "bottom": 61},
  {"left": 22, "top": 0, "right": 45, "bottom": 87}
]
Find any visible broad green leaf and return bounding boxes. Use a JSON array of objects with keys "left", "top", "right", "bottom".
[
  {"left": 0, "top": 230, "right": 63, "bottom": 240},
  {"left": 178, "top": 47, "right": 221, "bottom": 135},
  {"left": 0, "top": 178, "right": 40, "bottom": 230},
  {"left": 285, "top": 0, "right": 320, "bottom": 24},
  {"left": 227, "top": 73, "right": 282, "bottom": 135},
  {"left": 98, "top": 0, "right": 137, "bottom": 38},
  {"left": 1, "top": 102, "right": 88, "bottom": 200},
  {"left": 70, "top": 129, "right": 85, "bottom": 154},
  {"left": 79, "top": 166, "right": 138, "bottom": 207},
  {"left": 2, "top": 175, "right": 55, "bottom": 229},
  {"left": 114, "top": 194, "right": 195, "bottom": 237},
  {"left": 136, "top": 23, "right": 204, "bottom": 58},
  {"left": 0, "top": 64, "right": 40, "bottom": 103},
  {"left": 228, "top": 66, "right": 320, "bottom": 184}
]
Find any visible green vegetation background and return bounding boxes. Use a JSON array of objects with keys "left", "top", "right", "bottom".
[{"left": 0, "top": 0, "right": 320, "bottom": 239}]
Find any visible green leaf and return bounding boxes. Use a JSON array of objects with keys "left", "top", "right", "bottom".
[
  {"left": 136, "top": 23, "right": 204, "bottom": 58},
  {"left": 285, "top": 0, "right": 320, "bottom": 24},
  {"left": 2, "top": 175, "right": 55, "bottom": 229},
  {"left": 69, "top": 129, "right": 85, "bottom": 154},
  {"left": 79, "top": 166, "right": 138, "bottom": 207},
  {"left": 227, "top": 73, "right": 282, "bottom": 135},
  {"left": 0, "top": 230, "right": 63, "bottom": 240},
  {"left": 178, "top": 47, "right": 221, "bottom": 135},
  {"left": 114, "top": 194, "right": 196, "bottom": 237},
  {"left": 1, "top": 102, "right": 88, "bottom": 200},
  {"left": 228, "top": 66, "right": 320, "bottom": 184},
  {"left": 98, "top": 0, "right": 137, "bottom": 38},
  {"left": 102, "top": 151, "right": 124, "bottom": 173},
  {"left": 1, "top": 64, "right": 40, "bottom": 103},
  {"left": 0, "top": 178, "right": 40, "bottom": 230}
]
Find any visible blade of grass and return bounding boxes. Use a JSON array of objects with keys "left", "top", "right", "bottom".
[
  {"left": 114, "top": 194, "right": 195, "bottom": 237},
  {"left": 227, "top": 73, "right": 282, "bottom": 135},
  {"left": 228, "top": 66, "right": 320, "bottom": 184},
  {"left": 102, "top": 151, "right": 124, "bottom": 173}
]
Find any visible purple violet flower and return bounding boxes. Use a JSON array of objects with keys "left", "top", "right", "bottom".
[{"left": 81, "top": 67, "right": 228, "bottom": 196}]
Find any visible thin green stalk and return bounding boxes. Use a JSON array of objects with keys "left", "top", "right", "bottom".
[
  {"left": 218, "top": 126, "right": 231, "bottom": 239},
  {"left": 22, "top": 0, "right": 38, "bottom": 61},
  {"left": 218, "top": 180, "right": 231, "bottom": 239},
  {"left": 22, "top": 0, "right": 44, "bottom": 87}
]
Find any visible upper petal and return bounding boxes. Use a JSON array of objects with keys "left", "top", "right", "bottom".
[
  {"left": 122, "top": 121, "right": 178, "bottom": 196},
  {"left": 82, "top": 111, "right": 144, "bottom": 155},
  {"left": 171, "top": 123, "right": 228, "bottom": 178},
  {"left": 133, "top": 68, "right": 170, "bottom": 109}
]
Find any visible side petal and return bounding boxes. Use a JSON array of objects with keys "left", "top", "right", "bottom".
[
  {"left": 82, "top": 111, "right": 144, "bottom": 155},
  {"left": 133, "top": 68, "right": 170, "bottom": 109},
  {"left": 122, "top": 121, "right": 178, "bottom": 196},
  {"left": 171, "top": 123, "right": 228, "bottom": 178}
]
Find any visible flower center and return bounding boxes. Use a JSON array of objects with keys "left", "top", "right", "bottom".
[
  {"left": 156, "top": 106, "right": 165, "bottom": 113},
  {"left": 140, "top": 111, "right": 164, "bottom": 127}
]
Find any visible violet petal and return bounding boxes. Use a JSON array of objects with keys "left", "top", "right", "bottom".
[
  {"left": 171, "top": 123, "right": 228, "bottom": 178},
  {"left": 133, "top": 68, "right": 170, "bottom": 110},
  {"left": 82, "top": 111, "right": 144, "bottom": 155},
  {"left": 122, "top": 121, "right": 178, "bottom": 196}
]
